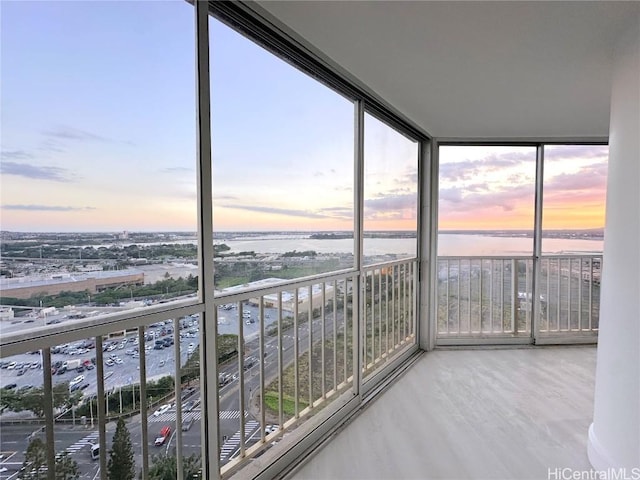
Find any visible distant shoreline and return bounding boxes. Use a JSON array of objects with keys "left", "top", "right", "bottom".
[{"left": 1, "top": 229, "right": 604, "bottom": 242}]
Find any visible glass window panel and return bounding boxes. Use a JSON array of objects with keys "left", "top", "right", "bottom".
[
  {"left": 438, "top": 145, "right": 537, "bottom": 256},
  {"left": 210, "top": 19, "right": 355, "bottom": 289},
  {"left": 541, "top": 145, "right": 607, "bottom": 254},
  {"left": 363, "top": 113, "right": 419, "bottom": 264},
  {"left": 1, "top": 1, "right": 199, "bottom": 325}
]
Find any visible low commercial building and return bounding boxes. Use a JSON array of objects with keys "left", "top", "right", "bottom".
[{"left": 0, "top": 270, "right": 144, "bottom": 300}]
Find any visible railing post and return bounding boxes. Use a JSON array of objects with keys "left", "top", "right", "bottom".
[
  {"left": 512, "top": 259, "right": 518, "bottom": 334},
  {"left": 95, "top": 336, "right": 107, "bottom": 480},
  {"left": 41, "top": 348, "right": 55, "bottom": 480}
]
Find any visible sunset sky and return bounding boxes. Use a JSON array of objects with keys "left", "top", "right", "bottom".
[
  {"left": 439, "top": 144, "right": 608, "bottom": 231},
  {"left": 0, "top": 1, "right": 606, "bottom": 233}
]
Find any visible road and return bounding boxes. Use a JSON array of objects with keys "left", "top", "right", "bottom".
[{"left": 1, "top": 303, "right": 347, "bottom": 476}]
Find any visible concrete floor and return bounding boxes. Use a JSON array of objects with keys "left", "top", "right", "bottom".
[{"left": 291, "top": 346, "right": 597, "bottom": 480}]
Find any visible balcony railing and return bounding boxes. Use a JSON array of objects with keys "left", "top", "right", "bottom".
[
  {"left": 436, "top": 255, "right": 601, "bottom": 344},
  {"left": 0, "top": 258, "right": 417, "bottom": 480}
]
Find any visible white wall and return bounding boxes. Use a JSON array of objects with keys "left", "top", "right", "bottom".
[{"left": 589, "top": 12, "right": 640, "bottom": 470}]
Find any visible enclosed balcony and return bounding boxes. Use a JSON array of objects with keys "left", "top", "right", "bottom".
[{"left": 1, "top": 1, "right": 639, "bottom": 480}]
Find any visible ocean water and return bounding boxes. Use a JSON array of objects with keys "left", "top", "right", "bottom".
[
  {"left": 220, "top": 234, "right": 603, "bottom": 257},
  {"left": 87, "top": 233, "right": 603, "bottom": 257}
]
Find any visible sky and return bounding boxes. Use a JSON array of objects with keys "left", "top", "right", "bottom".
[
  {"left": 0, "top": 1, "right": 606, "bottom": 233},
  {"left": 439, "top": 145, "right": 608, "bottom": 231}
]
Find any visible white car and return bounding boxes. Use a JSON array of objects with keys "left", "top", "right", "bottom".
[
  {"left": 7, "top": 362, "right": 16, "bottom": 370},
  {"left": 153, "top": 405, "right": 171, "bottom": 417},
  {"left": 265, "top": 425, "right": 278, "bottom": 434},
  {"left": 70, "top": 375, "right": 85, "bottom": 387}
]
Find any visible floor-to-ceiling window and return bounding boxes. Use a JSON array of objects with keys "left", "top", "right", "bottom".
[
  {"left": 437, "top": 145, "right": 537, "bottom": 338},
  {"left": 436, "top": 144, "right": 606, "bottom": 343},
  {"left": 539, "top": 144, "right": 608, "bottom": 336}
]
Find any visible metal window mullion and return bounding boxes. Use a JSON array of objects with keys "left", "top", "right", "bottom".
[
  {"left": 354, "top": 99, "right": 364, "bottom": 398},
  {"left": 195, "top": 0, "right": 219, "bottom": 477},
  {"left": 41, "top": 348, "right": 55, "bottom": 480},
  {"left": 531, "top": 144, "right": 544, "bottom": 343},
  {"left": 137, "top": 327, "right": 149, "bottom": 479},
  {"left": 95, "top": 336, "right": 107, "bottom": 480}
]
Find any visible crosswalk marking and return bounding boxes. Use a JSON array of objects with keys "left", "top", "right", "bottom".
[
  {"left": 149, "top": 410, "right": 202, "bottom": 423},
  {"left": 219, "top": 410, "right": 248, "bottom": 420},
  {"left": 219, "top": 420, "right": 260, "bottom": 462},
  {"left": 65, "top": 430, "right": 99, "bottom": 454},
  {"left": 150, "top": 409, "right": 247, "bottom": 423}
]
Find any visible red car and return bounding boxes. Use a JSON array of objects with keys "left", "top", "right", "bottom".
[{"left": 154, "top": 426, "right": 171, "bottom": 446}]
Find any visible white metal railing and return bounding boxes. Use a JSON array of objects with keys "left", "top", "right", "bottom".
[
  {"left": 436, "top": 255, "right": 601, "bottom": 342},
  {"left": 538, "top": 255, "right": 602, "bottom": 334},
  {"left": 361, "top": 259, "right": 418, "bottom": 380},
  {"left": 0, "top": 258, "right": 418, "bottom": 479}
]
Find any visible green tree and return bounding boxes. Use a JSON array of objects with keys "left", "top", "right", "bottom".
[
  {"left": 21, "top": 438, "right": 47, "bottom": 480},
  {"left": 55, "top": 452, "right": 80, "bottom": 480},
  {"left": 148, "top": 453, "right": 201, "bottom": 480},
  {"left": 107, "top": 417, "right": 136, "bottom": 480},
  {"left": 20, "top": 438, "right": 79, "bottom": 480}
]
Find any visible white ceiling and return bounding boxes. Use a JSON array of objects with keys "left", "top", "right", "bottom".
[{"left": 254, "top": 1, "right": 639, "bottom": 139}]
